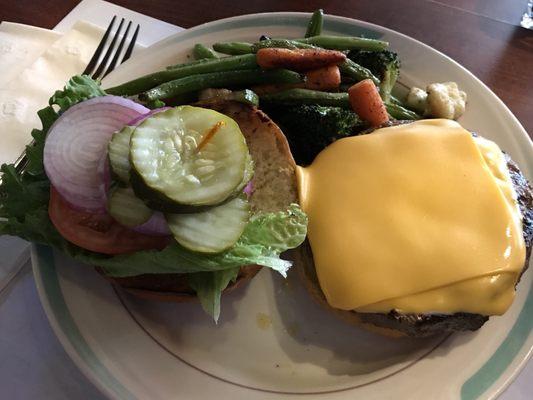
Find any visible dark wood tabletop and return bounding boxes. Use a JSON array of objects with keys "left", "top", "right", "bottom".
[{"left": 2, "top": 0, "right": 532, "bottom": 137}]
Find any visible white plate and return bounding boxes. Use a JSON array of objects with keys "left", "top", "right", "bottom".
[{"left": 33, "top": 12, "right": 533, "bottom": 400}]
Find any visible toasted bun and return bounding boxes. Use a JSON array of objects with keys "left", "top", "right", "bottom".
[
  {"left": 103, "top": 102, "right": 299, "bottom": 302},
  {"left": 295, "top": 150, "right": 532, "bottom": 338}
]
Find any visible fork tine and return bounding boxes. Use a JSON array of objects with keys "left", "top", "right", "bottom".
[
  {"left": 101, "top": 21, "right": 132, "bottom": 79},
  {"left": 83, "top": 16, "right": 116, "bottom": 76},
  {"left": 122, "top": 24, "right": 140, "bottom": 63},
  {"left": 92, "top": 18, "right": 125, "bottom": 80}
]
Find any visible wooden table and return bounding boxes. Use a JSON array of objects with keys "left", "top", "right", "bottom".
[{"left": 3, "top": 0, "right": 532, "bottom": 137}]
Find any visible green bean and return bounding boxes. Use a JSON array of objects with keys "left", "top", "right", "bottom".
[
  {"left": 145, "top": 99, "right": 166, "bottom": 109},
  {"left": 385, "top": 103, "right": 421, "bottom": 120},
  {"left": 196, "top": 89, "right": 259, "bottom": 107},
  {"left": 251, "top": 39, "right": 316, "bottom": 52},
  {"left": 260, "top": 88, "right": 351, "bottom": 108},
  {"left": 231, "top": 89, "right": 260, "bottom": 106},
  {"left": 139, "top": 69, "right": 304, "bottom": 102},
  {"left": 212, "top": 42, "right": 254, "bottom": 55},
  {"left": 390, "top": 95, "right": 406, "bottom": 106},
  {"left": 193, "top": 44, "right": 218, "bottom": 60},
  {"left": 252, "top": 36, "right": 387, "bottom": 53},
  {"left": 106, "top": 54, "right": 258, "bottom": 96},
  {"left": 260, "top": 88, "right": 420, "bottom": 120},
  {"left": 390, "top": 94, "right": 420, "bottom": 114},
  {"left": 296, "top": 35, "right": 389, "bottom": 51},
  {"left": 165, "top": 58, "right": 212, "bottom": 70},
  {"left": 305, "top": 9, "right": 324, "bottom": 38},
  {"left": 222, "top": 34, "right": 387, "bottom": 55},
  {"left": 162, "top": 92, "right": 199, "bottom": 106},
  {"left": 338, "top": 59, "right": 379, "bottom": 84}
]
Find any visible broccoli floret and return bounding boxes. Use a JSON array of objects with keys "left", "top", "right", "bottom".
[
  {"left": 263, "top": 104, "right": 366, "bottom": 165},
  {"left": 348, "top": 49, "right": 400, "bottom": 103}
]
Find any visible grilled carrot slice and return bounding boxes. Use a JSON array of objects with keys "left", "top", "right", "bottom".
[
  {"left": 348, "top": 79, "right": 389, "bottom": 127},
  {"left": 253, "top": 65, "right": 340, "bottom": 94},
  {"left": 305, "top": 65, "right": 341, "bottom": 90},
  {"left": 256, "top": 48, "right": 346, "bottom": 71}
]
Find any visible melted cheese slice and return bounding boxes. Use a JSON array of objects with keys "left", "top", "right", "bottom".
[{"left": 297, "top": 119, "right": 525, "bottom": 315}]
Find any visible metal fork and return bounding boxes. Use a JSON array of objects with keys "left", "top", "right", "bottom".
[
  {"left": 10, "top": 16, "right": 140, "bottom": 176},
  {"left": 83, "top": 16, "right": 140, "bottom": 80}
]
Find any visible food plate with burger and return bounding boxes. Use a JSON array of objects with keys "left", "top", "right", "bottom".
[{"left": 2, "top": 10, "right": 531, "bottom": 400}]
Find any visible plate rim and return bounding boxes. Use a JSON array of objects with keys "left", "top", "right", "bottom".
[
  {"left": 32, "top": 245, "right": 132, "bottom": 400},
  {"left": 33, "top": 11, "right": 532, "bottom": 400}
]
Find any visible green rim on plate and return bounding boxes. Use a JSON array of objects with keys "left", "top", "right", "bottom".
[
  {"left": 34, "top": 244, "right": 136, "bottom": 400},
  {"left": 461, "top": 287, "right": 533, "bottom": 400}
]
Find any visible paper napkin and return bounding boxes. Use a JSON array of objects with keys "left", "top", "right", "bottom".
[
  {"left": 0, "top": 22, "right": 62, "bottom": 88},
  {"left": 0, "top": 20, "right": 104, "bottom": 166}
]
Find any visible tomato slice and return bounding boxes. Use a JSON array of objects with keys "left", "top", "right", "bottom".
[{"left": 49, "top": 186, "right": 170, "bottom": 255}]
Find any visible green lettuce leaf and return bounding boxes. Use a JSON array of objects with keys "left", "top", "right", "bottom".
[
  {"left": 92, "top": 204, "right": 307, "bottom": 321},
  {"left": 67, "top": 203, "right": 306, "bottom": 321},
  {"left": 49, "top": 74, "right": 106, "bottom": 113},
  {"left": 89, "top": 203, "right": 307, "bottom": 276},
  {"left": 188, "top": 268, "right": 240, "bottom": 322},
  {"left": 25, "top": 106, "right": 58, "bottom": 177},
  {"left": 238, "top": 204, "right": 309, "bottom": 254}
]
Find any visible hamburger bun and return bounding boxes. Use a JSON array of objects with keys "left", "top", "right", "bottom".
[{"left": 103, "top": 102, "right": 299, "bottom": 302}]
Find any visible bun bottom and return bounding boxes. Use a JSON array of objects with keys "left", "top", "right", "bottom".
[{"left": 98, "top": 265, "right": 262, "bottom": 303}]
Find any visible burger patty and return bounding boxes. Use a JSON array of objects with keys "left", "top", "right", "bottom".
[{"left": 354, "top": 155, "right": 532, "bottom": 337}]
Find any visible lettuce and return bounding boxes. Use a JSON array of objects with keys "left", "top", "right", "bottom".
[
  {"left": 77, "top": 204, "right": 307, "bottom": 321},
  {"left": 0, "top": 75, "right": 308, "bottom": 321},
  {"left": 188, "top": 268, "right": 240, "bottom": 322},
  {"left": 49, "top": 74, "right": 106, "bottom": 113},
  {"left": 94, "top": 204, "right": 306, "bottom": 277}
]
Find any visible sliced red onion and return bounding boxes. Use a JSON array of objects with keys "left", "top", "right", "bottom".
[
  {"left": 97, "top": 153, "right": 111, "bottom": 208},
  {"left": 243, "top": 181, "right": 254, "bottom": 197},
  {"left": 127, "top": 106, "right": 171, "bottom": 126},
  {"left": 132, "top": 212, "right": 171, "bottom": 236},
  {"left": 44, "top": 96, "right": 149, "bottom": 212}
]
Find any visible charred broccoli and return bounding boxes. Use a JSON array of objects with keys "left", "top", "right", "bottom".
[
  {"left": 348, "top": 49, "right": 400, "bottom": 103},
  {"left": 263, "top": 104, "right": 366, "bottom": 165}
]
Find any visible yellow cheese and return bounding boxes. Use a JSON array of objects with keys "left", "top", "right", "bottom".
[
  {"left": 297, "top": 119, "right": 525, "bottom": 315},
  {"left": 356, "top": 273, "right": 516, "bottom": 315}
]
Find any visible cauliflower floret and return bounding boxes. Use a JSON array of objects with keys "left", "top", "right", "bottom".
[
  {"left": 406, "top": 86, "right": 428, "bottom": 114},
  {"left": 426, "top": 82, "right": 467, "bottom": 120},
  {"left": 405, "top": 82, "right": 467, "bottom": 120}
]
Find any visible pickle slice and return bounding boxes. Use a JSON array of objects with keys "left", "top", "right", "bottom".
[
  {"left": 166, "top": 196, "right": 250, "bottom": 253},
  {"left": 108, "top": 186, "right": 153, "bottom": 227},
  {"left": 108, "top": 125, "right": 134, "bottom": 184},
  {"left": 130, "top": 106, "right": 249, "bottom": 209}
]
